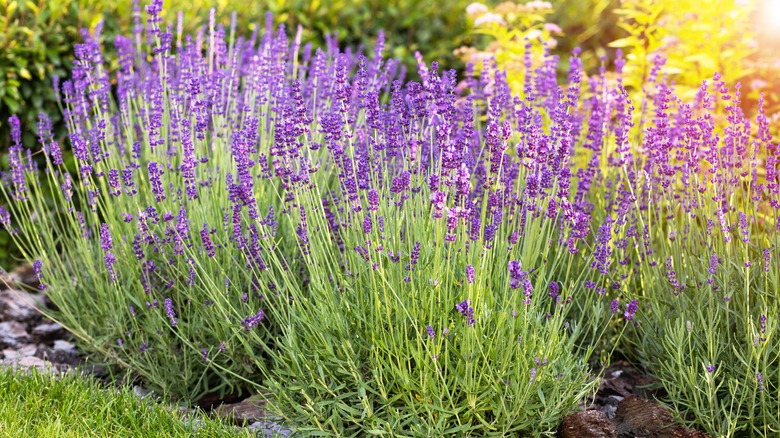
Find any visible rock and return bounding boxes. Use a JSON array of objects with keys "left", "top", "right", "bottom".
[
  {"left": 16, "top": 344, "right": 38, "bottom": 358},
  {"left": 0, "top": 320, "right": 31, "bottom": 347},
  {"left": 0, "top": 344, "right": 38, "bottom": 360},
  {"left": 39, "top": 345, "right": 80, "bottom": 366},
  {"left": 601, "top": 397, "right": 619, "bottom": 420},
  {"left": 559, "top": 410, "right": 617, "bottom": 438},
  {"left": 248, "top": 420, "right": 294, "bottom": 438},
  {"left": 614, "top": 396, "right": 711, "bottom": 438},
  {"left": 0, "top": 289, "right": 45, "bottom": 321},
  {"left": 32, "top": 322, "right": 65, "bottom": 340},
  {"left": 3, "top": 355, "right": 55, "bottom": 372},
  {"left": 213, "top": 395, "right": 268, "bottom": 425},
  {"left": 52, "top": 339, "right": 77, "bottom": 354},
  {"left": 134, "top": 385, "right": 154, "bottom": 398}
]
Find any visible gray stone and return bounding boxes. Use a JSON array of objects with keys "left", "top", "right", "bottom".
[
  {"left": 248, "top": 420, "right": 294, "bottom": 438},
  {"left": 3, "top": 355, "right": 55, "bottom": 373},
  {"left": 134, "top": 385, "right": 153, "bottom": 398},
  {"left": 52, "top": 339, "right": 77, "bottom": 354},
  {"left": 0, "top": 289, "right": 45, "bottom": 321},
  {"left": 15, "top": 344, "right": 38, "bottom": 358},
  {"left": 0, "top": 320, "right": 31, "bottom": 347},
  {"left": 32, "top": 322, "right": 65, "bottom": 339}
]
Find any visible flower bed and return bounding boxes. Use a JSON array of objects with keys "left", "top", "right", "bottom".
[{"left": 0, "top": 1, "right": 777, "bottom": 436}]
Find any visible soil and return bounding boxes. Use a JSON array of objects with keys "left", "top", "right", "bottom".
[{"left": 561, "top": 362, "right": 712, "bottom": 438}]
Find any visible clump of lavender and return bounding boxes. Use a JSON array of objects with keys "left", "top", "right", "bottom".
[
  {"left": 590, "top": 59, "right": 780, "bottom": 434},
  {"left": 0, "top": 1, "right": 629, "bottom": 432}
]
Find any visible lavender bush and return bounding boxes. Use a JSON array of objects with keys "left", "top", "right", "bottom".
[
  {"left": 257, "top": 48, "right": 628, "bottom": 434},
  {"left": 576, "top": 54, "right": 780, "bottom": 435}
]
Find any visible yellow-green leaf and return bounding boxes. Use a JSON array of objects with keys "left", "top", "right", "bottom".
[
  {"left": 608, "top": 36, "right": 638, "bottom": 48},
  {"left": 24, "top": 0, "right": 37, "bottom": 15}
]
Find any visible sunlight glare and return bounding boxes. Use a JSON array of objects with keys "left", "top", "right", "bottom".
[{"left": 759, "top": 0, "right": 780, "bottom": 38}]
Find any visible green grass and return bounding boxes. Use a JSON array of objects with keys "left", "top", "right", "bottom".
[{"left": 0, "top": 367, "right": 252, "bottom": 438}]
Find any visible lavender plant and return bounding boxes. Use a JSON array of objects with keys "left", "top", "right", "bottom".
[
  {"left": 0, "top": 6, "right": 307, "bottom": 401},
  {"left": 588, "top": 58, "right": 780, "bottom": 435},
  {"left": 1, "top": 1, "right": 632, "bottom": 435},
  {"left": 256, "top": 50, "right": 626, "bottom": 435}
]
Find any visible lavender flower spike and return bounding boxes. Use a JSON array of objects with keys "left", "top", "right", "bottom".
[
  {"left": 242, "top": 308, "right": 266, "bottom": 329},
  {"left": 164, "top": 298, "right": 177, "bottom": 326},
  {"left": 33, "top": 260, "right": 46, "bottom": 291},
  {"left": 456, "top": 299, "right": 475, "bottom": 326}
]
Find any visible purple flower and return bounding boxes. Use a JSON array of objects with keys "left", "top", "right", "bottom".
[
  {"left": 390, "top": 171, "right": 411, "bottom": 194},
  {"left": 529, "top": 368, "right": 537, "bottom": 382},
  {"left": 764, "top": 249, "right": 771, "bottom": 273},
  {"left": 466, "top": 264, "right": 475, "bottom": 284},
  {"left": 33, "top": 260, "right": 46, "bottom": 291},
  {"left": 426, "top": 325, "right": 435, "bottom": 340},
  {"left": 104, "top": 252, "right": 117, "bottom": 282},
  {"left": 428, "top": 174, "right": 439, "bottom": 191},
  {"left": 201, "top": 349, "right": 208, "bottom": 361},
  {"left": 100, "top": 223, "right": 113, "bottom": 251},
  {"left": 591, "top": 221, "right": 613, "bottom": 275},
  {"left": 739, "top": 212, "right": 749, "bottom": 242},
  {"left": 368, "top": 189, "right": 380, "bottom": 211},
  {"left": 624, "top": 299, "right": 638, "bottom": 321},
  {"left": 7, "top": 115, "right": 27, "bottom": 200},
  {"left": 508, "top": 260, "right": 526, "bottom": 289},
  {"left": 47, "top": 141, "right": 63, "bottom": 166},
  {"left": 430, "top": 191, "right": 446, "bottom": 217},
  {"left": 611, "top": 299, "right": 619, "bottom": 314},
  {"left": 706, "top": 365, "right": 716, "bottom": 373},
  {"left": 201, "top": 223, "right": 216, "bottom": 257},
  {"left": 145, "top": 0, "right": 163, "bottom": 27},
  {"left": 708, "top": 253, "right": 719, "bottom": 275},
  {"left": 164, "top": 298, "right": 177, "bottom": 327},
  {"left": 455, "top": 299, "right": 475, "bottom": 326},
  {"left": 148, "top": 162, "right": 166, "bottom": 202},
  {"left": 548, "top": 281, "right": 560, "bottom": 300},
  {"left": 108, "top": 169, "right": 121, "bottom": 196},
  {"left": 242, "top": 308, "right": 266, "bottom": 329},
  {"left": 409, "top": 242, "right": 421, "bottom": 268},
  {"left": 362, "top": 216, "right": 372, "bottom": 234},
  {"left": 757, "top": 372, "right": 765, "bottom": 391},
  {"left": 0, "top": 207, "right": 10, "bottom": 231}
]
